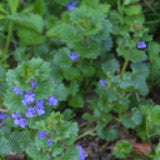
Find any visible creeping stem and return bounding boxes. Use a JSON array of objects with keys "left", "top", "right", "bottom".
[
  {"left": 4, "top": 0, "right": 20, "bottom": 55},
  {"left": 120, "top": 59, "right": 129, "bottom": 79}
]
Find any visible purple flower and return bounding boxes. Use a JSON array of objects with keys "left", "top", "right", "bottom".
[
  {"left": 12, "top": 112, "right": 28, "bottom": 128},
  {"left": 46, "top": 95, "right": 58, "bottom": 106},
  {"left": 66, "top": 1, "right": 77, "bottom": 10},
  {"left": 0, "top": 112, "right": 7, "bottom": 120},
  {"left": 36, "top": 105, "right": 45, "bottom": 116},
  {"left": 76, "top": 145, "right": 85, "bottom": 160},
  {"left": 31, "top": 81, "right": 37, "bottom": 89},
  {"left": 18, "top": 118, "right": 28, "bottom": 128},
  {"left": 70, "top": 51, "right": 80, "bottom": 61},
  {"left": 22, "top": 91, "right": 36, "bottom": 106},
  {"left": 99, "top": 80, "right": 106, "bottom": 86},
  {"left": 47, "top": 138, "right": 54, "bottom": 146},
  {"left": 141, "top": 58, "right": 148, "bottom": 62},
  {"left": 12, "top": 112, "right": 23, "bottom": 125},
  {"left": 38, "top": 131, "right": 47, "bottom": 139},
  {"left": 35, "top": 100, "right": 44, "bottom": 107},
  {"left": 137, "top": 41, "right": 147, "bottom": 49},
  {"left": 13, "top": 87, "right": 24, "bottom": 95},
  {"left": 25, "top": 106, "right": 36, "bottom": 118}
]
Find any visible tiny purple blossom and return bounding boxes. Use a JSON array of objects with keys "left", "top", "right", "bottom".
[
  {"left": 22, "top": 91, "right": 36, "bottom": 106},
  {"left": 76, "top": 145, "right": 85, "bottom": 160},
  {"left": 18, "top": 118, "right": 28, "bottom": 128},
  {"left": 35, "top": 100, "right": 44, "bottom": 107},
  {"left": 31, "top": 81, "right": 37, "bottom": 89},
  {"left": 46, "top": 95, "right": 58, "bottom": 106},
  {"left": 12, "top": 112, "right": 22, "bottom": 124},
  {"left": 66, "top": 1, "right": 77, "bottom": 10},
  {"left": 141, "top": 58, "right": 148, "bottom": 62},
  {"left": 36, "top": 105, "right": 45, "bottom": 116},
  {"left": 12, "top": 112, "right": 28, "bottom": 128},
  {"left": 99, "top": 80, "right": 106, "bottom": 86},
  {"left": 137, "top": 41, "right": 147, "bottom": 49},
  {"left": 70, "top": 51, "right": 80, "bottom": 61},
  {"left": 13, "top": 87, "right": 24, "bottom": 95},
  {"left": 25, "top": 106, "right": 36, "bottom": 118},
  {"left": 47, "top": 138, "right": 54, "bottom": 146},
  {"left": 0, "top": 112, "right": 7, "bottom": 120},
  {"left": 38, "top": 131, "right": 47, "bottom": 139}
]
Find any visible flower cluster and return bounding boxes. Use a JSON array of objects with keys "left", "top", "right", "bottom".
[
  {"left": 38, "top": 130, "right": 54, "bottom": 146},
  {"left": 0, "top": 112, "right": 7, "bottom": 120},
  {"left": 66, "top": 1, "right": 77, "bottom": 10},
  {"left": 76, "top": 145, "right": 85, "bottom": 160},
  {"left": 12, "top": 81, "right": 59, "bottom": 128}
]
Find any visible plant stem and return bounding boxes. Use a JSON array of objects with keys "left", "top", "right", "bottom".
[
  {"left": 146, "top": 117, "right": 151, "bottom": 144},
  {"left": 4, "top": 0, "right": 20, "bottom": 55},
  {"left": 4, "top": 22, "right": 13, "bottom": 55},
  {"left": 120, "top": 59, "right": 129, "bottom": 79},
  {"left": 143, "top": 0, "right": 156, "bottom": 14},
  {"left": 77, "top": 127, "right": 97, "bottom": 140},
  {"left": 0, "top": 109, "right": 8, "bottom": 113}
]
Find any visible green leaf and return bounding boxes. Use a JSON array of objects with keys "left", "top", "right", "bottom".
[
  {"left": 12, "top": 47, "right": 31, "bottom": 62},
  {"left": 101, "top": 58, "right": 120, "bottom": 74},
  {"left": 124, "top": 0, "right": 139, "bottom": 5},
  {"left": 69, "top": 80, "right": 79, "bottom": 96},
  {"left": 63, "top": 67, "right": 81, "bottom": 81},
  {"left": 55, "top": 146, "right": 79, "bottom": 160},
  {"left": 113, "top": 140, "right": 132, "bottom": 159},
  {"left": 10, "top": 130, "right": 30, "bottom": 153},
  {"left": 83, "top": 113, "right": 99, "bottom": 121},
  {"left": 27, "top": 144, "right": 50, "bottom": 160},
  {"left": 131, "top": 62, "right": 149, "bottom": 95},
  {"left": 8, "top": 12, "right": 44, "bottom": 33},
  {"left": 8, "top": 0, "right": 18, "bottom": 13},
  {"left": 80, "top": 65, "right": 95, "bottom": 77},
  {"left": 33, "top": 0, "right": 46, "bottom": 16},
  {"left": 54, "top": 48, "right": 72, "bottom": 70},
  {"left": 52, "top": 83, "right": 69, "bottom": 101},
  {"left": 54, "top": 0, "right": 71, "bottom": 5},
  {"left": 68, "top": 94, "right": 84, "bottom": 108},
  {"left": 148, "top": 41, "right": 160, "bottom": 62},
  {"left": 17, "top": 28, "right": 45, "bottom": 45},
  {"left": 0, "top": 137, "right": 11, "bottom": 155},
  {"left": 124, "top": 5, "right": 142, "bottom": 16},
  {"left": 97, "top": 125, "right": 119, "bottom": 141},
  {"left": 122, "top": 108, "right": 142, "bottom": 129}
]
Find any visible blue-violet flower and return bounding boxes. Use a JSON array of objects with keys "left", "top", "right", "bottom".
[
  {"left": 25, "top": 106, "right": 36, "bottom": 118},
  {"left": 31, "top": 81, "right": 37, "bottom": 89},
  {"left": 22, "top": 91, "right": 36, "bottom": 105},
  {"left": 70, "top": 51, "right": 80, "bottom": 61},
  {"left": 47, "top": 138, "right": 54, "bottom": 146},
  {"left": 0, "top": 112, "right": 7, "bottom": 120},
  {"left": 76, "top": 145, "right": 85, "bottom": 160},
  {"left": 36, "top": 105, "right": 45, "bottom": 116},
  {"left": 66, "top": 1, "right": 77, "bottom": 10},
  {"left": 38, "top": 131, "right": 47, "bottom": 139},
  {"left": 12, "top": 112, "right": 28, "bottom": 128},
  {"left": 46, "top": 95, "right": 58, "bottom": 106},
  {"left": 13, "top": 87, "right": 24, "bottom": 95},
  {"left": 99, "top": 80, "right": 106, "bottom": 86},
  {"left": 137, "top": 41, "right": 147, "bottom": 49}
]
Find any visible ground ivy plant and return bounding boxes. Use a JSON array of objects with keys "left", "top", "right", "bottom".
[{"left": 1, "top": 0, "right": 160, "bottom": 160}]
